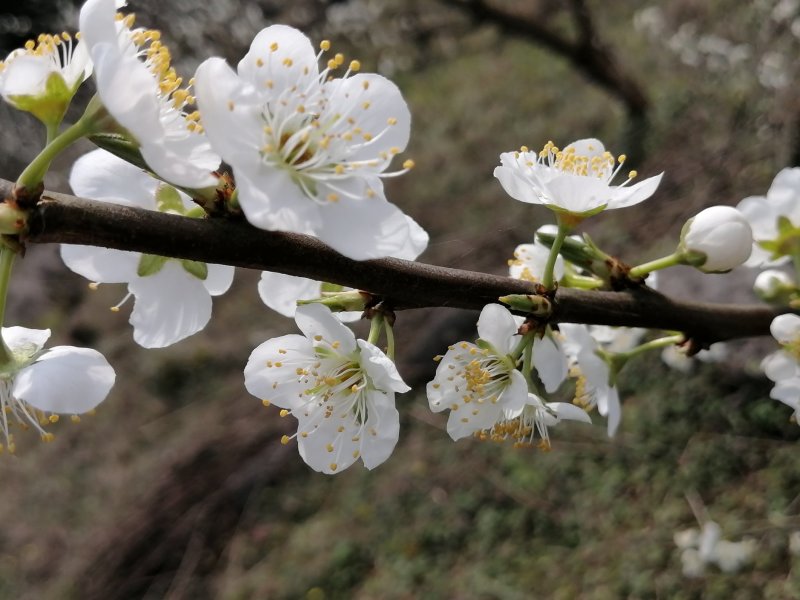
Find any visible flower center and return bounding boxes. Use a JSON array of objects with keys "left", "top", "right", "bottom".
[
  {"left": 475, "top": 405, "right": 552, "bottom": 450},
  {"left": 514, "top": 141, "right": 638, "bottom": 184}
]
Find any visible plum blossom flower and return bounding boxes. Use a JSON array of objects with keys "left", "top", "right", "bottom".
[
  {"left": 0, "top": 326, "right": 115, "bottom": 452},
  {"left": 560, "top": 323, "right": 622, "bottom": 437},
  {"left": 427, "top": 304, "right": 528, "bottom": 440},
  {"left": 79, "top": 0, "right": 220, "bottom": 188},
  {"left": 258, "top": 215, "right": 428, "bottom": 319},
  {"left": 680, "top": 206, "right": 753, "bottom": 272},
  {"left": 761, "top": 313, "right": 800, "bottom": 421},
  {"left": 244, "top": 304, "right": 408, "bottom": 474},
  {"left": 60, "top": 149, "right": 234, "bottom": 348},
  {"left": 494, "top": 138, "right": 663, "bottom": 218},
  {"left": 475, "top": 392, "right": 591, "bottom": 450},
  {"left": 0, "top": 31, "right": 91, "bottom": 126},
  {"left": 674, "top": 521, "right": 756, "bottom": 577},
  {"left": 508, "top": 225, "right": 565, "bottom": 283},
  {"left": 737, "top": 167, "right": 800, "bottom": 267},
  {"left": 193, "top": 25, "right": 423, "bottom": 260}
]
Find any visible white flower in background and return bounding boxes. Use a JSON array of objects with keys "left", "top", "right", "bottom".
[
  {"left": 674, "top": 521, "right": 756, "bottom": 577},
  {"left": 753, "top": 269, "right": 795, "bottom": 304},
  {"left": 560, "top": 323, "right": 622, "bottom": 437},
  {"left": 508, "top": 224, "right": 565, "bottom": 283},
  {"left": 60, "top": 149, "right": 234, "bottom": 348},
  {"left": 589, "top": 325, "right": 646, "bottom": 354},
  {"left": 0, "top": 326, "right": 115, "bottom": 452},
  {"left": 476, "top": 392, "right": 590, "bottom": 450},
  {"left": 427, "top": 304, "right": 528, "bottom": 441},
  {"left": 0, "top": 31, "right": 91, "bottom": 125},
  {"left": 258, "top": 214, "right": 429, "bottom": 319},
  {"left": 494, "top": 138, "right": 663, "bottom": 218},
  {"left": 194, "top": 24, "right": 423, "bottom": 260},
  {"left": 244, "top": 304, "right": 408, "bottom": 474},
  {"left": 661, "top": 343, "right": 728, "bottom": 374},
  {"left": 737, "top": 167, "right": 800, "bottom": 267},
  {"left": 761, "top": 313, "right": 800, "bottom": 421},
  {"left": 79, "top": 0, "right": 220, "bottom": 188},
  {"left": 680, "top": 206, "right": 753, "bottom": 272}
]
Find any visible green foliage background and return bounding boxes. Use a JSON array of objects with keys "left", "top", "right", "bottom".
[{"left": 1, "top": 1, "right": 800, "bottom": 598}]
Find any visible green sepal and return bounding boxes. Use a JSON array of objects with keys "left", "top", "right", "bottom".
[
  {"left": 181, "top": 260, "right": 208, "bottom": 280},
  {"left": 498, "top": 294, "right": 553, "bottom": 317},
  {"left": 137, "top": 254, "right": 168, "bottom": 277},
  {"left": 88, "top": 133, "right": 149, "bottom": 172},
  {"left": 8, "top": 72, "right": 71, "bottom": 127},
  {"left": 155, "top": 183, "right": 185, "bottom": 214},
  {"left": 320, "top": 282, "right": 344, "bottom": 294}
]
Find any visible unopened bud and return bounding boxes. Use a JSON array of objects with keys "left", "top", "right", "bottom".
[{"left": 680, "top": 206, "right": 753, "bottom": 273}]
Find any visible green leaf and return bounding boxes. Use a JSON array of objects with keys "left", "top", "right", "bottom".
[
  {"left": 155, "top": 184, "right": 185, "bottom": 214},
  {"left": 137, "top": 254, "right": 168, "bottom": 277},
  {"left": 181, "top": 260, "right": 208, "bottom": 280}
]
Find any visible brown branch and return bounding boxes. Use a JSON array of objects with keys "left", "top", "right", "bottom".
[
  {"left": 445, "top": 0, "right": 649, "bottom": 119},
  {"left": 7, "top": 178, "right": 786, "bottom": 345}
]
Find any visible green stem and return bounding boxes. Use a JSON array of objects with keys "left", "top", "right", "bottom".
[
  {"left": 628, "top": 251, "right": 683, "bottom": 279},
  {"left": 562, "top": 273, "right": 604, "bottom": 290},
  {"left": 367, "top": 313, "right": 384, "bottom": 346},
  {"left": 521, "top": 333, "right": 535, "bottom": 391},
  {"left": 16, "top": 115, "right": 95, "bottom": 191},
  {"left": 616, "top": 334, "right": 684, "bottom": 362},
  {"left": 385, "top": 320, "right": 396, "bottom": 360},
  {"left": 510, "top": 332, "right": 533, "bottom": 361},
  {"left": 45, "top": 120, "right": 60, "bottom": 146},
  {"left": 541, "top": 218, "right": 570, "bottom": 290},
  {"left": 0, "top": 247, "right": 17, "bottom": 364}
]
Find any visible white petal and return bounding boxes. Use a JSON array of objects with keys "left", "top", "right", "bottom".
[
  {"left": 203, "top": 263, "right": 235, "bottom": 296},
  {"left": 128, "top": 261, "right": 212, "bottom": 348},
  {"left": 70, "top": 149, "right": 157, "bottom": 209},
  {"left": 359, "top": 390, "right": 400, "bottom": 469},
  {"left": 608, "top": 173, "right": 663, "bottom": 209},
  {"left": 244, "top": 334, "right": 315, "bottom": 408},
  {"left": 14, "top": 345, "right": 115, "bottom": 413},
  {"left": 357, "top": 339, "right": 410, "bottom": 393},
  {"left": 393, "top": 215, "right": 429, "bottom": 260},
  {"left": 296, "top": 415, "right": 360, "bottom": 474},
  {"left": 235, "top": 168, "right": 322, "bottom": 235},
  {"left": 533, "top": 334, "right": 568, "bottom": 393},
  {"left": 476, "top": 304, "right": 518, "bottom": 355},
  {"left": 315, "top": 197, "right": 419, "bottom": 261},
  {"left": 503, "top": 369, "right": 529, "bottom": 413},
  {"left": 545, "top": 402, "right": 592, "bottom": 424},
  {"left": 60, "top": 244, "right": 140, "bottom": 284},
  {"left": 446, "top": 401, "right": 503, "bottom": 441},
  {"left": 237, "top": 25, "right": 318, "bottom": 92},
  {"left": 600, "top": 386, "right": 621, "bottom": 437},
  {"left": 770, "top": 313, "right": 800, "bottom": 344},
  {"left": 2, "top": 326, "right": 50, "bottom": 356},
  {"left": 494, "top": 164, "right": 543, "bottom": 205},
  {"left": 0, "top": 54, "right": 53, "bottom": 98},
  {"left": 762, "top": 351, "right": 800, "bottom": 382},
  {"left": 139, "top": 134, "right": 220, "bottom": 189},
  {"left": 259, "top": 272, "right": 321, "bottom": 317},
  {"left": 294, "top": 303, "right": 356, "bottom": 354}
]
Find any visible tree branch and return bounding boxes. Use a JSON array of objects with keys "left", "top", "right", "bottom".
[{"left": 7, "top": 178, "right": 786, "bottom": 344}]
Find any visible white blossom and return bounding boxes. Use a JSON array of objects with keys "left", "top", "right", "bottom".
[
  {"left": 762, "top": 313, "right": 800, "bottom": 421},
  {"left": 0, "top": 326, "right": 114, "bottom": 452},
  {"left": 60, "top": 149, "right": 234, "bottom": 348},
  {"left": 194, "top": 24, "right": 423, "bottom": 260},
  {"left": 244, "top": 304, "right": 408, "bottom": 474},
  {"left": 79, "top": 0, "right": 220, "bottom": 188},
  {"left": 494, "top": 138, "right": 662, "bottom": 217},
  {"left": 681, "top": 205, "right": 753, "bottom": 272}
]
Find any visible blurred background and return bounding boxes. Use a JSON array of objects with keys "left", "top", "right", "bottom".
[{"left": 1, "top": 0, "right": 800, "bottom": 598}]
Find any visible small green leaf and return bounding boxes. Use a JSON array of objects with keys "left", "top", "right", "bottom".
[
  {"left": 155, "top": 183, "right": 185, "bottom": 214},
  {"left": 181, "top": 260, "right": 208, "bottom": 280},
  {"left": 137, "top": 254, "right": 168, "bottom": 277}
]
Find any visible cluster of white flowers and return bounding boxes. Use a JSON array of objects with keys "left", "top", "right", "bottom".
[{"left": 0, "top": 0, "right": 795, "bottom": 474}]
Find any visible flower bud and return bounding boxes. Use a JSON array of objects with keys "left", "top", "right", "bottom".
[
  {"left": 754, "top": 269, "right": 796, "bottom": 304},
  {"left": 680, "top": 206, "right": 753, "bottom": 273}
]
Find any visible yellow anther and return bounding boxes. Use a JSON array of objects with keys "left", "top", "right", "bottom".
[
  {"left": 274, "top": 361, "right": 282, "bottom": 367},
  {"left": 618, "top": 154, "right": 626, "bottom": 163},
  {"left": 362, "top": 101, "right": 371, "bottom": 110},
  {"left": 628, "top": 170, "right": 638, "bottom": 179},
  {"left": 320, "top": 40, "right": 331, "bottom": 51},
  {"left": 326, "top": 443, "right": 334, "bottom": 453},
  {"left": 327, "top": 58, "right": 337, "bottom": 70},
  {"left": 403, "top": 159, "right": 415, "bottom": 170},
  {"left": 280, "top": 409, "right": 290, "bottom": 417},
  {"left": 262, "top": 399, "right": 271, "bottom": 407},
  {"left": 48, "top": 414, "right": 59, "bottom": 423},
  {"left": 330, "top": 463, "right": 338, "bottom": 471},
  {"left": 270, "top": 42, "right": 279, "bottom": 52},
  {"left": 280, "top": 435, "right": 291, "bottom": 445},
  {"left": 70, "top": 415, "right": 81, "bottom": 424},
  {"left": 227, "top": 100, "right": 235, "bottom": 111},
  {"left": 110, "top": 306, "right": 120, "bottom": 313},
  {"left": 256, "top": 58, "right": 264, "bottom": 67},
  {"left": 334, "top": 53, "right": 345, "bottom": 65},
  {"left": 387, "top": 117, "right": 397, "bottom": 126},
  {"left": 41, "top": 432, "right": 55, "bottom": 443},
  {"left": 282, "top": 57, "right": 293, "bottom": 67},
  {"left": 349, "top": 60, "right": 361, "bottom": 72},
  {"left": 327, "top": 193, "right": 339, "bottom": 202}
]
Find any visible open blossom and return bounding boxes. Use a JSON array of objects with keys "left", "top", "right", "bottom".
[
  {"left": 476, "top": 392, "right": 590, "bottom": 450},
  {"left": 560, "top": 323, "right": 622, "bottom": 437},
  {"left": 194, "top": 24, "right": 423, "bottom": 260},
  {"left": 737, "top": 167, "right": 800, "bottom": 267},
  {"left": 244, "top": 304, "right": 408, "bottom": 474},
  {"left": 60, "top": 149, "right": 234, "bottom": 348},
  {"left": 761, "top": 313, "right": 800, "bottom": 421},
  {"left": 79, "top": 0, "right": 220, "bottom": 188},
  {"left": 0, "top": 326, "right": 115, "bottom": 452},
  {"left": 680, "top": 205, "right": 752, "bottom": 272},
  {"left": 259, "top": 215, "right": 429, "bottom": 319},
  {"left": 0, "top": 32, "right": 91, "bottom": 125},
  {"left": 508, "top": 225, "right": 565, "bottom": 283},
  {"left": 494, "top": 138, "right": 663, "bottom": 217},
  {"left": 427, "top": 304, "right": 528, "bottom": 440}
]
